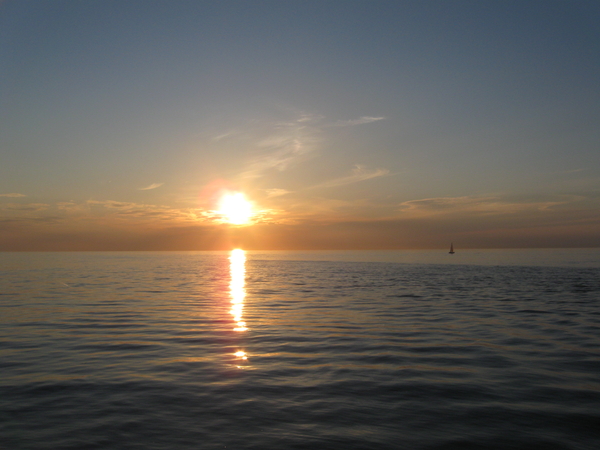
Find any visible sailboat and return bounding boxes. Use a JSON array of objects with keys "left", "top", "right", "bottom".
[{"left": 449, "top": 243, "right": 455, "bottom": 254}]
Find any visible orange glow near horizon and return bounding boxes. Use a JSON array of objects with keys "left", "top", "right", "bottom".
[{"left": 218, "top": 193, "right": 253, "bottom": 225}]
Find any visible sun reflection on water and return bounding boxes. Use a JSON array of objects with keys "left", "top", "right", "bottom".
[
  {"left": 234, "top": 350, "right": 247, "bottom": 360},
  {"left": 229, "top": 249, "right": 247, "bottom": 332},
  {"left": 229, "top": 249, "right": 248, "bottom": 366}
]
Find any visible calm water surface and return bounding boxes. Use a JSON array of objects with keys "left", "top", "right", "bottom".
[{"left": 1, "top": 250, "right": 599, "bottom": 449}]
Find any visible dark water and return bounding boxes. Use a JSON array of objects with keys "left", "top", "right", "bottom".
[{"left": 1, "top": 251, "right": 599, "bottom": 450}]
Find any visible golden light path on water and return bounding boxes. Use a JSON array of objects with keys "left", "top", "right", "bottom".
[{"left": 229, "top": 249, "right": 248, "bottom": 364}]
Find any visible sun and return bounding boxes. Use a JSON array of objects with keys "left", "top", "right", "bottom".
[{"left": 217, "top": 192, "right": 253, "bottom": 225}]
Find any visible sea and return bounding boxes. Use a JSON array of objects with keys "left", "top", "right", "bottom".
[{"left": 1, "top": 249, "right": 599, "bottom": 450}]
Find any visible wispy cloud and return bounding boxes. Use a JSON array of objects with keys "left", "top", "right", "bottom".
[
  {"left": 397, "top": 195, "right": 578, "bottom": 216},
  {"left": 212, "top": 130, "right": 238, "bottom": 141},
  {"left": 212, "top": 111, "right": 385, "bottom": 181},
  {"left": 330, "top": 116, "right": 385, "bottom": 127},
  {"left": 310, "top": 164, "right": 389, "bottom": 189},
  {"left": 84, "top": 199, "right": 279, "bottom": 226},
  {"left": 265, "top": 188, "right": 292, "bottom": 198},
  {"left": 554, "top": 168, "right": 586, "bottom": 174},
  {"left": 86, "top": 200, "right": 205, "bottom": 224},
  {"left": 2, "top": 198, "right": 257, "bottom": 227},
  {"left": 139, "top": 183, "right": 164, "bottom": 190},
  {"left": 1, "top": 203, "right": 48, "bottom": 211},
  {"left": 240, "top": 115, "right": 322, "bottom": 179},
  {"left": 0, "top": 193, "right": 26, "bottom": 197}
]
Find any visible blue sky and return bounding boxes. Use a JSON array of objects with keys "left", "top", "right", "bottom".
[{"left": 1, "top": 0, "right": 599, "bottom": 250}]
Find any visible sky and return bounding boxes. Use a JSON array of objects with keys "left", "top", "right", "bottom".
[{"left": 1, "top": 0, "right": 599, "bottom": 250}]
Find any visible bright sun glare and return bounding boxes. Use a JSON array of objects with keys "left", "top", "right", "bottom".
[{"left": 218, "top": 193, "right": 253, "bottom": 225}]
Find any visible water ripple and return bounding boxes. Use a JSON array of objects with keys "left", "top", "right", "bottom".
[{"left": 1, "top": 252, "right": 599, "bottom": 449}]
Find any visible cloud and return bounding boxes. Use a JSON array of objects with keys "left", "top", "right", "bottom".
[
  {"left": 211, "top": 112, "right": 385, "bottom": 181},
  {"left": 57, "top": 202, "right": 90, "bottom": 213},
  {"left": 265, "top": 188, "right": 292, "bottom": 198},
  {"left": 397, "top": 195, "right": 577, "bottom": 217},
  {"left": 240, "top": 115, "right": 322, "bottom": 178},
  {"left": 2, "top": 193, "right": 599, "bottom": 250},
  {"left": 212, "top": 130, "right": 238, "bottom": 141},
  {"left": 330, "top": 116, "right": 385, "bottom": 127},
  {"left": 551, "top": 168, "right": 586, "bottom": 174},
  {"left": 0, "top": 197, "right": 264, "bottom": 229},
  {"left": 84, "top": 199, "right": 270, "bottom": 226},
  {"left": 58, "top": 200, "right": 219, "bottom": 227},
  {"left": 139, "top": 183, "right": 164, "bottom": 190},
  {"left": 0, "top": 215, "right": 63, "bottom": 230},
  {"left": 0, "top": 193, "right": 26, "bottom": 197},
  {"left": 1, "top": 203, "right": 49, "bottom": 211},
  {"left": 310, "top": 164, "right": 389, "bottom": 189}
]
